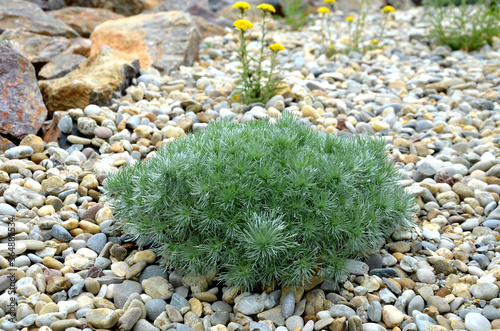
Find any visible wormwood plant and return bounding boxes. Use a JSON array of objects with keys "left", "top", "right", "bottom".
[
  {"left": 104, "top": 116, "right": 416, "bottom": 291},
  {"left": 423, "top": 0, "right": 500, "bottom": 51},
  {"left": 233, "top": 2, "right": 285, "bottom": 104}
]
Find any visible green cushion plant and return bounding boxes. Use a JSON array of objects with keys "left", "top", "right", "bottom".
[{"left": 104, "top": 116, "right": 415, "bottom": 291}]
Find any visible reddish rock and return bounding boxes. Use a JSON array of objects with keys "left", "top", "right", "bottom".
[
  {"left": 49, "top": 7, "right": 124, "bottom": 38},
  {"left": 0, "top": 44, "right": 48, "bottom": 142},
  {"left": 38, "top": 52, "right": 86, "bottom": 80},
  {"left": 86, "top": 266, "right": 104, "bottom": 278},
  {"left": 0, "top": 0, "right": 79, "bottom": 38},
  {"left": 0, "top": 136, "right": 16, "bottom": 154},
  {"left": 43, "top": 268, "right": 63, "bottom": 283},
  {"left": 64, "top": 0, "right": 144, "bottom": 16},
  {"left": 38, "top": 45, "right": 139, "bottom": 113},
  {"left": 42, "top": 111, "right": 65, "bottom": 143},
  {"left": 81, "top": 203, "right": 104, "bottom": 221},
  {"left": 90, "top": 11, "right": 200, "bottom": 75},
  {"left": 434, "top": 170, "right": 458, "bottom": 187}
]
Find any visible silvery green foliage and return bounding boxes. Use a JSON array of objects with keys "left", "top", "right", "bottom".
[{"left": 104, "top": 116, "right": 415, "bottom": 291}]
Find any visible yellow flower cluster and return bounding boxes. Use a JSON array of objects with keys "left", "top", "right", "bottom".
[
  {"left": 371, "top": 39, "right": 379, "bottom": 44},
  {"left": 318, "top": 6, "right": 330, "bottom": 14},
  {"left": 323, "top": 0, "right": 336, "bottom": 3},
  {"left": 381, "top": 5, "right": 395, "bottom": 13},
  {"left": 257, "top": 3, "right": 276, "bottom": 13},
  {"left": 345, "top": 15, "right": 354, "bottom": 22},
  {"left": 268, "top": 43, "right": 285, "bottom": 52},
  {"left": 233, "top": 1, "right": 250, "bottom": 11},
  {"left": 233, "top": 19, "right": 254, "bottom": 31}
]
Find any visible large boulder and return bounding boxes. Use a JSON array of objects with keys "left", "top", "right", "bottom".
[
  {"left": 38, "top": 52, "right": 86, "bottom": 80},
  {"left": 0, "top": 43, "right": 48, "bottom": 151},
  {"left": 152, "top": 0, "right": 210, "bottom": 12},
  {"left": 63, "top": 0, "right": 144, "bottom": 16},
  {"left": 89, "top": 11, "right": 200, "bottom": 75},
  {"left": 0, "top": 0, "right": 79, "bottom": 38},
  {"left": 49, "top": 7, "right": 124, "bottom": 38},
  {"left": 38, "top": 45, "right": 139, "bottom": 112},
  {"left": 0, "top": 30, "right": 89, "bottom": 69},
  {"left": 153, "top": 4, "right": 230, "bottom": 40}
]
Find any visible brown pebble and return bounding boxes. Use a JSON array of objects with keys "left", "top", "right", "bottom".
[
  {"left": 94, "top": 126, "right": 113, "bottom": 139},
  {"left": 304, "top": 315, "right": 317, "bottom": 323}
]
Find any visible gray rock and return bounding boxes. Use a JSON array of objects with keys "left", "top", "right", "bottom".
[
  {"left": 344, "top": 260, "right": 369, "bottom": 275},
  {"left": 330, "top": 304, "right": 356, "bottom": 318},
  {"left": 281, "top": 291, "right": 295, "bottom": 319},
  {"left": 249, "top": 321, "right": 270, "bottom": 331},
  {"left": 118, "top": 307, "right": 142, "bottom": 330},
  {"left": 139, "top": 265, "right": 168, "bottom": 283},
  {"left": 5, "top": 146, "right": 34, "bottom": 159},
  {"left": 51, "top": 224, "right": 73, "bottom": 242},
  {"left": 408, "top": 296, "right": 424, "bottom": 316},
  {"left": 210, "top": 311, "right": 230, "bottom": 325},
  {"left": 177, "top": 324, "right": 195, "bottom": 331},
  {"left": 68, "top": 282, "right": 84, "bottom": 298},
  {"left": 114, "top": 280, "right": 143, "bottom": 309},
  {"left": 414, "top": 313, "right": 437, "bottom": 331},
  {"left": 145, "top": 299, "right": 166, "bottom": 321},
  {"left": 416, "top": 269, "right": 435, "bottom": 284},
  {"left": 367, "top": 301, "right": 382, "bottom": 322},
  {"left": 95, "top": 257, "right": 111, "bottom": 269},
  {"left": 87, "top": 233, "right": 107, "bottom": 254},
  {"left": 470, "top": 283, "right": 499, "bottom": 300},
  {"left": 58, "top": 115, "right": 73, "bottom": 134},
  {"left": 234, "top": 294, "right": 264, "bottom": 315},
  {"left": 482, "top": 219, "right": 500, "bottom": 229},
  {"left": 170, "top": 293, "right": 190, "bottom": 312},
  {"left": 285, "top": 316, "right": 304, "bottom": 331},
  {"left": 482, "top": 305, "right": 500, "bottom": 320},
  {"left": 464, "top": 312, "right": 491, "bottom": 331},
  {"left": 134, "top": 319, "right": 160, "bottom": 331},
  {"left": 0, "top": 203, "right": 16, "bottom": 216},
  {"left": 3, "top": 185, "right": 46, "bottom": 209}
]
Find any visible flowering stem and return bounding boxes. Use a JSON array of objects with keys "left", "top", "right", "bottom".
[
  {"left": 264, "top": 51, "right": 278, "bottom": 98},
  {"left": 255, "top": 12, "right": 267, "bottom": 101}
]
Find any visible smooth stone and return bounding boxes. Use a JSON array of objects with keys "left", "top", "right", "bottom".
[
  {"left": 282, "top": 291, "right": 295, "bottom": 319},
  {"left": 234, "top": 294, "right": 264, "bottom": 315},
  {"left": 113, "top": 281, "right": 143, "bottom": 309},
  {"left": 145, "top": 298, "right": 167, "bottom": 321},
  {"left": 51, "top": 224, "right": 73, "bottom": 242},
  {"left": 86, "top": 233, "right": 107, "bottom": 254},
  {"left": 470, "top": 283, "right": 499, "bottom": 300},
  {"left": 415, "top": 313, "right": 437, "bottom": 331},
  {"left": 329, "top": 304, "right": 356, "bottom": 318},
  {"left": 464, "top": 312, "right": 492, "bottom": 331}
]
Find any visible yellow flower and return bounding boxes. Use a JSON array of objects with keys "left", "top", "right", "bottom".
[
  {"left": 257, "top": 3, "right": 276, "bottom": 13},
  {"left": 328, "top": 45, "right": 334, "bottom": 49},
  {"left": 345, "top": 15, "right": 354, "bottom": 22},
  {"left": 233, "top": 19, "right": 254, "bottom": 31},
  {"left": 318, "top": 6, "right": 330, "bottom": 14},
  {"left": 233, "top": 1, "right": 250, "bottom": 11},
  {"left": 371, "top": 39, "right": 379, "bottom": 44},
  {"left": 324, "top": 0, "right": 336, "bottom": 2},
  {"left": 268, "top": 43, "right": 285, "bottom": 52},
  {"left": 381, "top": 5, "right": 395, "bottom": 13}
]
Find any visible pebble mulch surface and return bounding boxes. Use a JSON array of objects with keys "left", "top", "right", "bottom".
[{"left": 1, "top": 6, "right": 500, "bottom": 331}]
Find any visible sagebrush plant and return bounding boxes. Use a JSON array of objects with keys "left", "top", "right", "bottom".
[
  {"left": 104, "top": 116, "right": 416, "bottom": 291},
  {"left": 423, "top": 0, "right": 500, "bottom": 51},
  {"left": 233, "top": 2, "right": 285, "bottom": 104}
]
